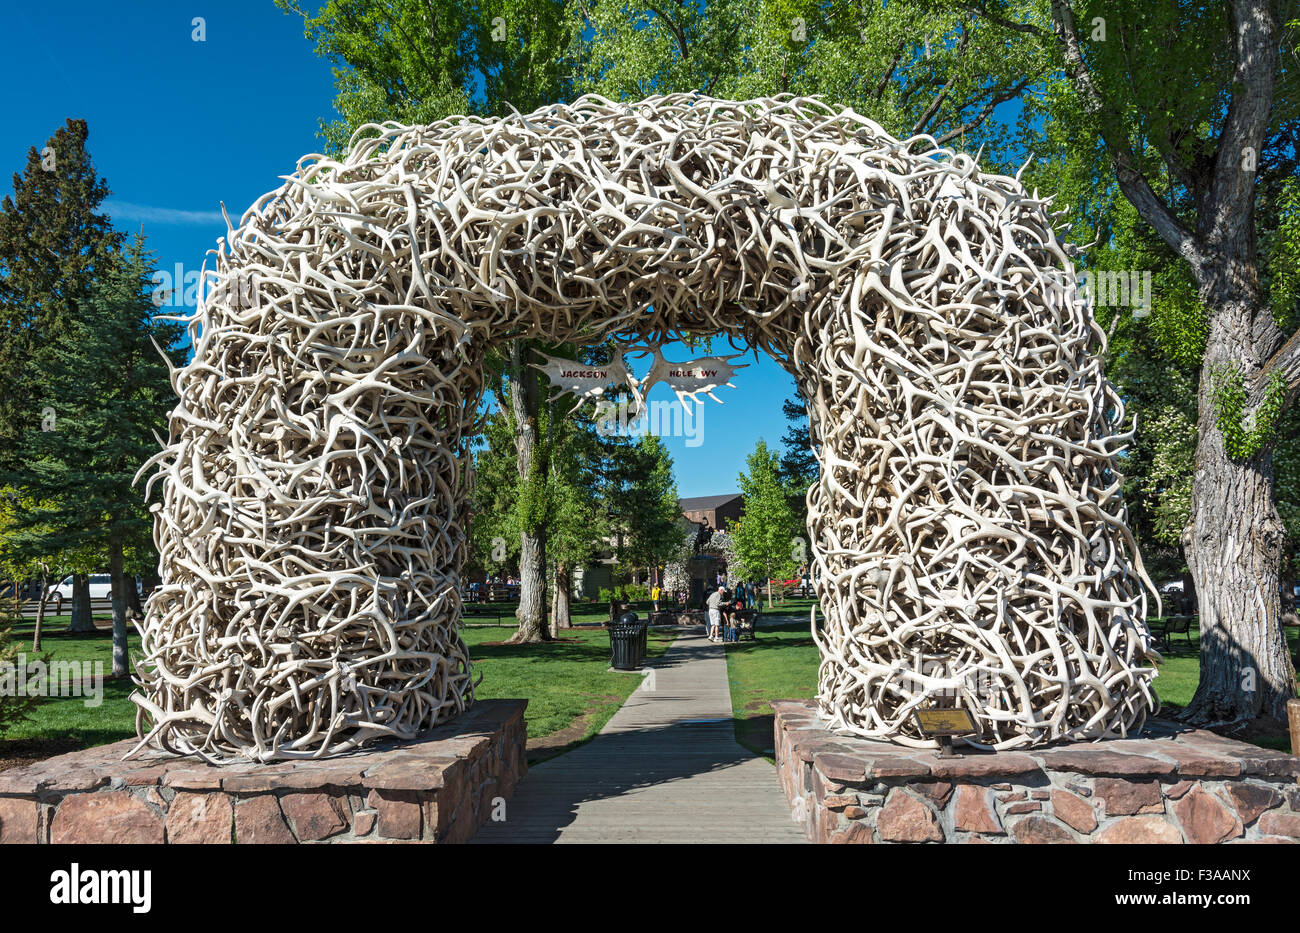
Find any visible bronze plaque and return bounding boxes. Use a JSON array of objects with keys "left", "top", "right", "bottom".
[{"left": 913, "top": 708, "right": 977, "bottom": 736}]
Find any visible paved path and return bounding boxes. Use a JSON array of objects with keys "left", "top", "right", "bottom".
[{"left": 473, "top": 628, "right": 807, "bottom": 844}]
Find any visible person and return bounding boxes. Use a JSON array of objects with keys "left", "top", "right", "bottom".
[
  {"left": 721, "top": 592, "right": 740, "bottom": 642},
  {"left": 727, "top": 593, "right": 747, "bottom": 641},
  {"left": 736, "top": 580, "right": 748, "bottom": 609},
  {"left": 651, "top": 583, "right": 661, "bottom": 613},
  {"left": 705, "top": 586, "right": 724, "bottom": 643}
]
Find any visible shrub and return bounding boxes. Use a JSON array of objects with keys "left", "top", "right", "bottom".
[{"left": 0, "top": 605, "right": 42, "bottom": 738}]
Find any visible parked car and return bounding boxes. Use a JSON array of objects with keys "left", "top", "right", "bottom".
[{"left": 45, "top": 574, "right": 142, "bottom": 614}]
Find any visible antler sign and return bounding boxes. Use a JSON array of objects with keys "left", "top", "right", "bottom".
[
  {"left": 533, "top": 344, "right": 746, "bottom": 412},
  {"left": 531, "top": 351, "right": 634, "bottom": 409},
  {"left": 635, "top": 346, "right": 747, "bottom": 407}
]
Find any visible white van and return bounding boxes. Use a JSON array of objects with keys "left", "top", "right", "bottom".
[{"left": 46, "top": 574, "right": 115, "bottom": 613}]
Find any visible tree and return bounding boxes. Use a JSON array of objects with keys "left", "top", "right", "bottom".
[
  {"left": 468, "top": 409, "right": 521, "bottom": 582},
  {"left": 731, "top": 439, "right": 801, "bottom": 607},
  {"left": 282, "top": 0, "right": 579, "bottom": 644},
  {"left": 0, "top": 119, "right": 122, "bottom": 637},
  {"left": 0, "top": 601, "right": 42, "bottom": 739},
  {"left": 572, "top": 1, "right": 1047, "bottom": 161},
  {"left": 545, "top": 409, "right": 607, "bottom": 630},
  {"left": 951, "top": 0, "right": 1300, "bottom": 727},
  {"left": 0, "top": 490, "right": 100, "bottom": 649},
  {"left": 604, "top": 433, "right": 682, "bottom": 584},
  {"left": 0, "top": 118, "right": 120, "bottom": 472},
  {"left": 6, "top": 236, "right": 182, "bottom": 676},
  {"left": 778, "top": 394, "right": 819, "bottom": 529}
]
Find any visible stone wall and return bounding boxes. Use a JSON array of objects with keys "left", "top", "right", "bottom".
[
  {"left": 0, "top": 699, "right": 526, "bottom": 844},
  {"left": 773, "top": 699, "right": 1300, "bottom": 844}
]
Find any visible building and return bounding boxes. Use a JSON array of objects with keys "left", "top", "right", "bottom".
[
  {"left": 678, "top": 493, "right": 744, "bottom": 532},
  {"left": 571, "top": 493, "right": 746, "bottom": 603}
]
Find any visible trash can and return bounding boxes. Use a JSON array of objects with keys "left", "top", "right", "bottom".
[{"left": 609, "top": 610, "right": 645, "bottom": 671}]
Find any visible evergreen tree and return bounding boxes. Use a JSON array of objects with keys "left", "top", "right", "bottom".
[
  {"left": 0, "top": 119, "right": 121, "bottom": 474},
  {"left": 778, "top": 393, "right": 819, "bottom": 528},
  {"left": 7, "top": 236, "right": 183, "bottom": 675},
  {"left": 605, "top": 433, "right": 681, "bottom": 584}
]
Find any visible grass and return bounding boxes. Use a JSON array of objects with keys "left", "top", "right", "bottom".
[
  {"left": 1147, "top": 619, "right": 1300, "bottom": 751},
  {"left": 2, "top": 613, "right": 140, "bottom": 748},
  {"left": 724, "top": 608, "right": 1300, "bottom": 756},
  {"left": 0, "top": 610, "right": 674, "bottom": 764},
  {"left": 466, "top": 623, "right": 676, "bottom": 758},
  {"left": 725, "top": 599, "right": 820, "bottom": 757}
]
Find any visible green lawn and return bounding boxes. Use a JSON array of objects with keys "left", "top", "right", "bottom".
[
  {"left": 1, "top": 612, "right": 673, "bottom": 764},
  {"left": 725, "top": 610, "right": 1300, "bottom": 756},
  {"left": 2, "top": 614, "right": 140, "bottom": 748},
  {"left": 466, "top": 623, "right": 676, "bottom": 758}
]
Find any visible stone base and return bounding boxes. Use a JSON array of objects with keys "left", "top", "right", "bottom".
[
  {"left": 0, "top": 699, "right": 527, "bottom": 844},
  {"left": 773, "top": 699, "right": 1300, "bottom": 844}
]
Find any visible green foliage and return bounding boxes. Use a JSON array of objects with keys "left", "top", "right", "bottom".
[
  {"left": 731, "top": 439, "right": 801, "bottom": 584},
  {"left": 605, "top": 433, "right": 682, "bottom": 575},
  {"left": 1268, "top": 177, "right": 1300, "bottom": 330},
  {"left": 778, "top": 394, "right": 817, "bottom": 526},
  {"left": 2, "top": 237, "right": 182, "bottom": 580},
  {"left": 571, "top": 0, "right": 1048, "bottom": 168},
  {"left": 0, "top": 119, "right": 121, "bottom": 475},
  {"left": 1212, "top": 367, "right": 1287, "bottom": 461},
  {"left": 280, "top": 0, "right": 574, "bottom": 152},
  {"left": 0, "top": 605, "right": 43, "bottom": 738}
]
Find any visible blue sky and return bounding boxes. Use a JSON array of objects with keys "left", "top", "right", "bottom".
[{"left": 1, "top": 0, "right": 808, "bottom": 499}]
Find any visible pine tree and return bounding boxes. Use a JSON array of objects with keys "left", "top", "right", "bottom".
[
  {"left": 8, "top": 235, "right": 182, "bottom": 675},
  {"left": 778, "top": 394, "right": 819, "bottom": 528},
  {"left": 0, "top": 119, "right": 121, "bottom": 474}
]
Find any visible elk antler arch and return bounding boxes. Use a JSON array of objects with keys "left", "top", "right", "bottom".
[{"left": 132, "top": 93, "right": 1159, "bottom": 762}]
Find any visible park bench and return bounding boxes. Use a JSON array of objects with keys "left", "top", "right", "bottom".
[
  {"left": 1156, "top": 614, "right": 1195, "bottom": 646},
  {"left": 649, "top": 608, "right": 706, "bottom": 627}
]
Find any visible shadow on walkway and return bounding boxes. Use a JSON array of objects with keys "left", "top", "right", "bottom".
[{"left": 472, "top": 631, "right": 806, "bottom": 844}]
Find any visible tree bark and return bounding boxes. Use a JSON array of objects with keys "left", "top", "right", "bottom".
[
  {"left": 1044, "top": 0, "right": 1295, "bottom": 728},
  {"left": 67, "top": 573, "right": 94, "bottom": 633},
  {"left": 108, "top": 539, "right": 129, "bottom": 678},
  {"left": 1181, "top": 304, "right": 1297, "bottom": 726},
  {"left": 126, "top": 575, "right": 142, "bottom": 618},
  {"left": 553, "top": 564, "right": 572, "bottom": 630},
  {"left": 506, "top": 340, "right": 550, "bottom": 644}
]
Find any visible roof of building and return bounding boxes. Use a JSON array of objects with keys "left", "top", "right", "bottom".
[{"left": 678, "top": 493, "right": 743, "bottom": 511}]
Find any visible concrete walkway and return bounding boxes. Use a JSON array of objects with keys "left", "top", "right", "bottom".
[{"left": 472, "top": 629, "right": 808, "bottom": 844}]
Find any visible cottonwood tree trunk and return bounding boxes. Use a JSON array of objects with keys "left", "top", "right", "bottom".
[
  {"left": 553, "top": 564, "right": 572, "bottom": 630},
  {"left": 1181, "top": 300, "right": 1297, "bottom": 726},
  {"left": 108, "top": 538, "right": 129, "bottom": 678},
  {"left": 1043, "top": 0, "right": 1297, "bottom": 728},
  {"left": 126, "top": 576, "right": 142, "bottom": 618},
  {"left": 507, "top": 340, "right": 550, "bottom": 644},
  {"left": 67, "top": 573, "right": 94, "bottom": 633}
]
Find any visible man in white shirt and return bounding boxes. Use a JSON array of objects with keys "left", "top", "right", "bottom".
[{"left": 706, "top": 587, "right": 725, "bottom": 643}]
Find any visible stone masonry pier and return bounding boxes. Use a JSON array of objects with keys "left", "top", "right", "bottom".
[
  {"left": 774, "top": 699, "right": 1300, "bottom": 844},
  {"left": 0, "top": 699, "right": 526, "bottom": 844}
]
